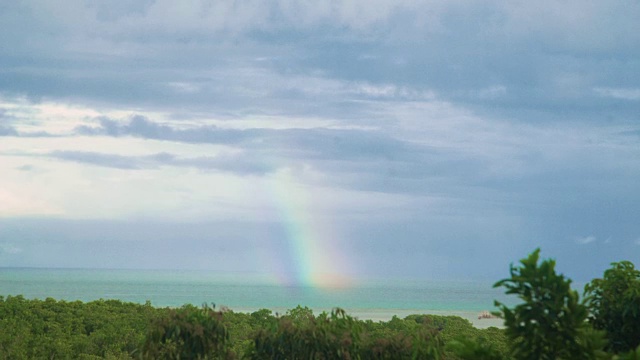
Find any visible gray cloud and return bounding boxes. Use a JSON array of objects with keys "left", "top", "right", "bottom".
[
  {"left": 71, "top": 115, "right": 640, "bottom": 201},
  {"left": 49, "top": 150, "right": 152, "bottom": 170},
  {"left": 73, "top": 115, "right": 519, "bottom": 201},
  {"left": 75, "top": 115, "right": 421, "bottom": 162},
  {"left": 75, "top": 116, "right": 249, "bottom": 144},
  {"left": 1, "top": 1, "right": 638, "bottom": 124},
  {"left": 0, "top": 125, "right": 18, "bottom": 136},
  {"left": 1, "top": 109, "right": 18, "bottom": 135},
  {"left": 0, "top": 113, "right": 59, "bottom": 137},
  {"left": 2, "top": 1, "right": 640, "bottom": 280},
  {"left": 48, "top": 150, "right": 274, "bottom": 175},
  {"left": 70, "top": 115, "right": 441, "bottom": 182}
]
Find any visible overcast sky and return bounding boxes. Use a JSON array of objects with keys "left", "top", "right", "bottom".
[{"left": 1, "top": 0, "right": 639, "bottom": 284}]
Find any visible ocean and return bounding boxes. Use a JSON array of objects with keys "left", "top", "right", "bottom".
[{"left": 0, "top": 268, "right": 511, "bottom": 328}]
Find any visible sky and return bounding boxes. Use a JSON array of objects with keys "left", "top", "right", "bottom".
[{"left": 1, "top": 0, "right": 639, "bottom": 285}]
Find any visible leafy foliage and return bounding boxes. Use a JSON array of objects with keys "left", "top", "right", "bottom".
[
  {"left": 0, "top": 295, "right": 161, "bottom": 359},
  {"left": 250, "top": 307, "right": 446, "bottom": 359},
  {"left": 615, "top": 345, "right": 640, "bottom": 360},
  {"left": 4, "top": 250, "right": 640, "bottom": 359},
  {"left": 494, "top": 248, "right": 606, "bottom": 360},
  {"left": 585, "top": 261, "right": 640, "bottom": 353},
  {"left": 250, "top": 307, "right": 365, "bottom": 359},
  {"left": 0, "top": 297, "right": 482, "bottom": 359},
  {"left": 446, "top": 337, "right": 505, "bottom": 360},
  {"left": 142, "top": 304, "right": 234, "bottom": 359}
]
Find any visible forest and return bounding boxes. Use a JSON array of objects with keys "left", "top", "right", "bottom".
[{"left": 1, "top": 249, "right": 639, "bottom": 359}]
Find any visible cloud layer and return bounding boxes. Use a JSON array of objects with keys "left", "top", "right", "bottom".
[{"left": 1, "top": 0, "right": 639, "bottom": 281}]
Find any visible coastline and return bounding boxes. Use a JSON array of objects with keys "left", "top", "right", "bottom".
[
  {"left": 1, "top": 268, "right": 507, "bottom": 329},
  {"left": 229, "top": 306, "right": 504, "bottom": 329}
]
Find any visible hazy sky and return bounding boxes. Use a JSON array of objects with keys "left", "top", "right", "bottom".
[{"left": 1, "top": 0, "right": 639, "bottom": 284}]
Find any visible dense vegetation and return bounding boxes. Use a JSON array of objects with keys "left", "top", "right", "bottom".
[
  {"left": 1, "top": 249, "right": 640, "bottom": 359},
  {"left": 0, "top": 296, "right": 502, "bottom": 359}
]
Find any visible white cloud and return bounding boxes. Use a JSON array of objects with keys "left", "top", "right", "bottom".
[
  {"left": 575, "top": 235, "right": 596, "bottom": 245},
  {"left": 0, "top": 243, "right": 22, "bottom": 255},
  {"left": 166, "top": 82, "right": 202, "bottom": 94},
  {"left": 594, "top": 87, "right": 640, "bottom": 101},
  {"left": 477, "top": 85, "right": 507, "bottom": 99}
]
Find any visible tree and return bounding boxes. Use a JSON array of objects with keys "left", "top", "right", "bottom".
[
  {"left": 494, "top": 249, "right": 607, "bottom": 360},
  {"left": 446, "top": 337, "right": 505, "bottom": 360},
  {"left": 585, "top": 261, "right": 640, "bottom": 353},
  {"left": 142, "top": 304, "right": 234, "bottom": 359}
]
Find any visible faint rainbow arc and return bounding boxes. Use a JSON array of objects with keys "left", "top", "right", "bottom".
[{"left": 267, "top": 169, "right": 351, "bottom": 288}]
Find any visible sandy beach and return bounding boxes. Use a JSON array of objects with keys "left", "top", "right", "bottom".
[{"left": 348, "top": 309, "right": 504, "bottom": 329}]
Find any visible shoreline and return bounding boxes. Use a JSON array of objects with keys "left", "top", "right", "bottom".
[
  {"left": 0, "top": 292, "right": 503, "bottom": 329},
  {"left": 228, "top": 306, "right": 504, "bottom": 329}
]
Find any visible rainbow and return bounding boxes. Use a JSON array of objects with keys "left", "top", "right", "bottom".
[{"left": 267, "top": 169, "right": 352, "bottom": 288}]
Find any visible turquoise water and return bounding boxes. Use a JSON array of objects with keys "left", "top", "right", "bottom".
[{"left": 0, "top": 268, "right": 510, "bottom": 315}]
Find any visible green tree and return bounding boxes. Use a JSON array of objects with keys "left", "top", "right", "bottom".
[
  {"left": 494, "top": 249, "right": 606, "bottom": 360},
  {"left": 249, "top": 308, "right": 363, "bottom": 359},
  {"left": 447, "top": 337, "right": 505, "bottom": 360},
  {"left": 585, "top": 261, "right": 640, "bottom": 353},
  {"left": 142, "top": 304, "right": 233, "bottom": 359},
  {"left": 615, "top": 345, "right": 640, "bottom": 360},
  {"left": 0, "top": 296, "right": 160, "bottom": 359}
]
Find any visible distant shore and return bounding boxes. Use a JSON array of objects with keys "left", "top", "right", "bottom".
[
  {"left": 229, "top": 306, "right": 504, "bottom": 329},
  {"left": 1, "top": 268, "right": 507, "bottom": 329}
]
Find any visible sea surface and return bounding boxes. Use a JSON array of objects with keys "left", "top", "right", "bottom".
[{"left": 0, "top": 268, "right": 511, "bottom": 328}]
